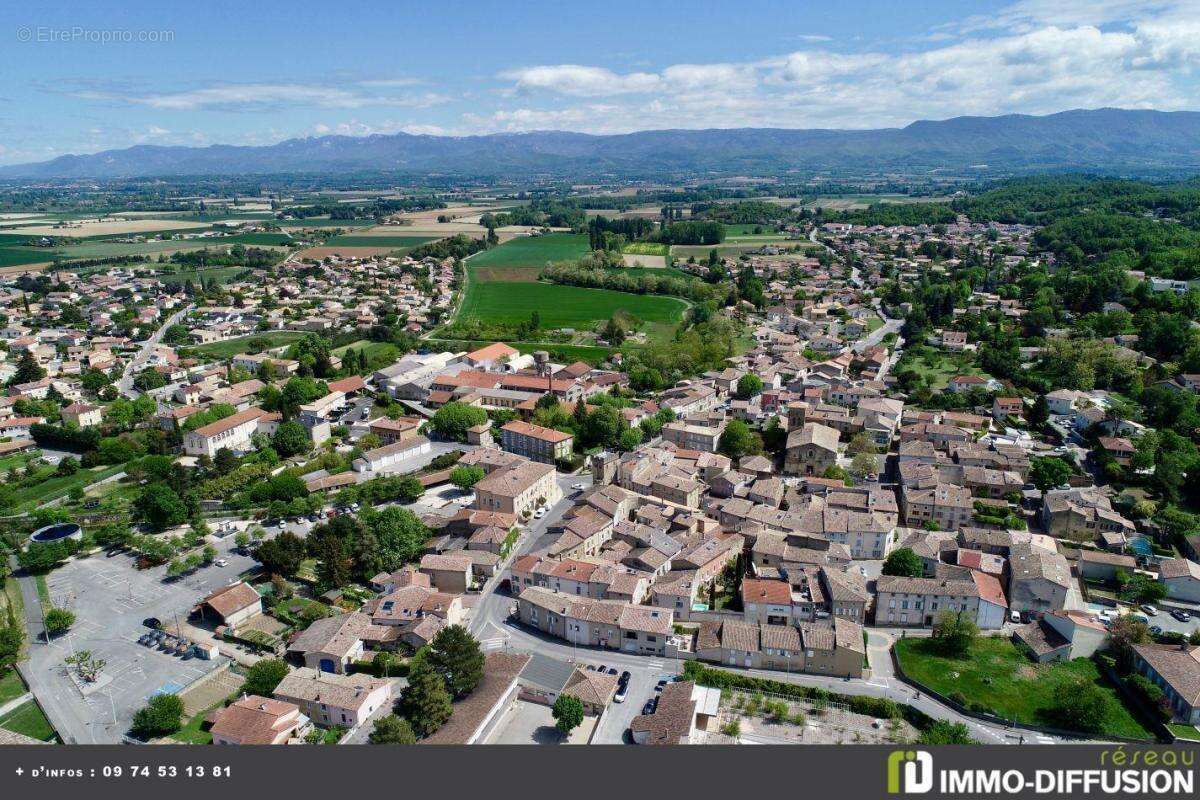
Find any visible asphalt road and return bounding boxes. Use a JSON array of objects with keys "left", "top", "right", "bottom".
[{"left": 117, "top": 305, "right": 191, "bottom": 398}]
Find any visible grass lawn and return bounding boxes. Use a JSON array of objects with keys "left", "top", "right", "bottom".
[
  {"left": 894, "top": 636, "right": 1155, "bottom": 740},
  {"left": 34, "top": 575, "right": 49, "bottom": 609},
  {"left": 0, "top": 700, "right": 56, "bottom": 741},
  {"left": 0, "top": 670, "right": 26, "bottom": 705},
  {"left": 458, "top": 281, "right": 687, "bottom": 333},
  {"left": 216, "top": 233, "right": 295, "bottom": 246},
  {"left": 0, "top": 247, "right": 59, "bottom": 267},
  {"left": 10, "top": 463, "right": 127, "bottom": 513},
  {"left": 191, "top": 331, "right": 306, "bottom": 359},
  {"left": 1167, "top": 723, "right": 1200, "bottom": 741},
  {"left": 724, "top": 223, "right": 779, "bottom": 236},
  {"left": 895, "top": 347, "right": 987, "bottom": 390},
  {"left": 171, "top": 702, "right": 222, "bottom": 744},
  {"left": 332, "top": 339, "right": 401, "bottom": 370}
]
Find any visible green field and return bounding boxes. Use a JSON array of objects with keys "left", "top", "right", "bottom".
[
  {"left": 192, "top": 331, "right": 306, "bottom": 359},
  {"left": 323, "top": 235, "right": 438, "bottom": 247},
  {"left": 895, "top": 346, "right": 988, "bottom": 390},
  {"left": 459, "top": 281, "right": 687, "bottom": 332},
  {"left": 277, "top": 218, "right": 376, "bottom": 228},
  {"left": 10, "top": 463, "right": 127, "bottom": 514},
  {"left": 0, "top": 247, "right": 59, "bottom": 267},
  {"left": 217, "top": 233, "right": 295, "bottom": 245},
  {"left": 724, "top": 223, "right": 779, "bottom": 236},
  {"left": 0, "top": 700, "right": 56, "bottom": 741},
  {"left": 468, "top": 233, "right": 588, "bottom": 272},
  {"left": 622, "top": 241, "right": 670, "bottom": 256},
  {"left": 619, "top": 266, "right": 694, "bottom": 281},
  {"left": 894, "top": 636, "right": 1155, "bottom": 740}
]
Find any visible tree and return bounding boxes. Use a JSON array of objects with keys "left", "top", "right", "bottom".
[
  {"left": 931, "top": 610, "right": 978, "bottom": 657},
  {"left": 881, "top": 548, "right": 923, "bottom": 578},
  {"left": 552, "top": 694, "right": 584, "bottom": 735},
  {"left": 0, "top": 605, "right": 24, "bottom": 673},
  {"left": 366, "top": 506, "right": 429, "bottom": 570},
  {"left": 131, "top": 693, "right": 184, "bottom": 738},
  {"left": 1029, "top": 456, "right": 1072, "bottom": 494},
  {"left": 242, "top": 658, "right": 290, "bottom": 696},
  {"left": 399, "top": 662, "right": 453, "bottom": 738},
  {"left": 369, "top": 715, "right": 417, "bottom": 744},
  {"left": 449, "top": 465, "right": 484, "bottom": 491},
  {"left": 1118, "top": 572, "right": 1167, "bottom": 605},
  {"left": 849, "top": 451, "right": 880, "bottom": 481},
  {"left": 717, "top": 420, "right": 761, "bottom": 460},
  {"left": 424, "top": 625, "right": 484, "bottom": 699},
  {"left": 918, "top": 720, "right": 974, "bottom": 744},
  {"left": 44, "top": 607, "right": 75, "bottom": 636},
  {"left": 430, "top": 402, "right": 488, "bottom": 442},
  {"left": 735, "top": 374, "right": 763, "bottom": 399},
  {"left": 1026, "top": 394, "right": 1049, "bottom": 428},
  {"left": 1047, "top": 677, "right": 1109, "bottom": 734},
  {"left": 134, "top": 483, "right": 189, "bottom": 532},
  {"left": 9, "top": 349, "right": 46, "bottom": 386},
  {"left": 272, "top": 421, "right": 312, "bottom": 458},
  {"left": 252, "top": 531, "right": 307, "bottom": 577}
]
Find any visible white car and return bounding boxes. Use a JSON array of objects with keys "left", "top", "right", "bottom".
[
  {"left": 572, "top": 483, "right": 585, "bottom": 491},
  {"left": 215, "top": 559, "right": 228, "bottom": 568},
  {"left": 533, "top": 508, "right": 546, "bottom": 519}
]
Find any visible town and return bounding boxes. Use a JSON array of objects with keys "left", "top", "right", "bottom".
[{"left": 1, "top": 173, "right": 1199, "bottom": 752}]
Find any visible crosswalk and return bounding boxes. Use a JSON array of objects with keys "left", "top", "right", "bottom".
[{"left": 480, "top": 636, "right": 508, "bottom": 651}]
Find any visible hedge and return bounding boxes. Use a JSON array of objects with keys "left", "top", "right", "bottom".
[{"left": 681, "top": 661, "right": 936, "bottom": 731}]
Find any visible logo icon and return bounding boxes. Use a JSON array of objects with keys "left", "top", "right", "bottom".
[{"left": 887, "top": 750, "right": 934, "bottom": 794}]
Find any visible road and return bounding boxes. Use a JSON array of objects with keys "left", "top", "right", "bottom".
[{"left": 117, "top": 304, "right": 192, "bottom": 398}]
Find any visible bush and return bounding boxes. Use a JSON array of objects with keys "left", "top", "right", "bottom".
[
  {"left": 131, "top": 693, "right": 184, "bottom": 738},
  {"left": 242, "top": 658, "right": 290, "bottom": 696},
  {"left": 44, "top": 607, "right": 75, "bottom": 635}
]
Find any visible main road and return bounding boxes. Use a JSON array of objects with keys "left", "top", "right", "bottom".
[{"left": 117, "top": 304, "right": 193, "bottom": 398}]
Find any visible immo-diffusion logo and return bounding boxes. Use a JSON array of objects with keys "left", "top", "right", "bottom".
[{"left": 888, "top": 750, "right": 934, "bottom": 794}]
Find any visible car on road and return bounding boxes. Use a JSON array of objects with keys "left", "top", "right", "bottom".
[
  {"left": 614, "top": 684, "right": 628, "bottom": 703},
  {"left": 1171, "top": 609, "right": 1192, "bottom": 622},
  {"left": 360, "top": 408, "right": 370, "bottom": 419},
  {"left": 572, "top": 483, "right": 585, "bottom": 491},
  {"left": 533, "top": 508, "right": 546, "bottom": 519},
  {"left": 214, "top": 558, "right": 228, "bottom": 567},
  {"left": 1141, "top": 604, "right": 1159, "bottom": 616}
]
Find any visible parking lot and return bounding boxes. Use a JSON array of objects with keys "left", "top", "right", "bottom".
[{"left": 23, "top": 539, "right": 255, "bottom": 743}]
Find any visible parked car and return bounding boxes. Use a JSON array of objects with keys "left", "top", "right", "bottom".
[
  {"left": 642, "top": 699, "right": 657, "bottom": 715},
  {"left": 614, "top": 685, "right": 628, "bottom": 703},
  {"left": 572, "top": 483, "right": 585, "bottom": 491},
  {"left": 215, "top": 559, "right": 228, "bottom": 568},
  {"left": 1150, "top": 626, "right": 1164, "bottom": 636},
  {"left": 619, "top": 670, "right": 631, "bottom": 684},
  {"left": 1141, "top": 604, "right": 1159, "bottom": 616},
  {"left": 1170, "top": 609, "right": 1192, "bottom": 622},
  {"left": 143, "top": 617, "right": 161, "bottom": 630}
]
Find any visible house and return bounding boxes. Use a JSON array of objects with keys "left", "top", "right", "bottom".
[
  {"left": 419, "top": 552, "right": 474, "bottom": 594},
  {"left": 784, "top": 422, "right": 839, "bottom": 476},
  {"left": 992, "top": 397, "right": 1024, "bottom": 421},
  {"left": 60, "top": 402, "right": 102, "bottom": 427},
  {"left": 273, "top": 667, "right": 392, "bottom": 731},
  {"left": 1013, "top": 610, "right": 1108, "bottom": 663},
  {"left": 1041, "top": 488, "right": 1135, "bottom": 540},
  {"left": 1076, "top": 549, "right": 1137, "bottom": 583},
  {"left": 1131, "top": 644, "right": 1200, "bottom": 725},
  {"left": 1007, "top": 543, "right": 1071, "bottom": 614},
  {"left": 693, "top": 617, "right": 866, "bottom": 678},
  {"left": 874, "top": 574, "right": 1000, "bottom": 629},
  {"left": 464, "top": 342, "right": 519, "bottom": 371},
  {"left": 196, "top": 581, "right": 262, "bottom": 631},
  {"left": 472, "top": 458, "right": 561, "bottom": 518},
  {"left": 516, "top": 586, "right": 674, "bottom": 656},
  {"left": 947, "top": 375, "right": 986, "bottom": 394},
  {"left": 500, "top": 420, "right": 573, "bottom": 464},
  {"left": 1159, "top": 558, "right": 1200, "bottom": 603},
  {"left": 741, "top": 578, "right": 793, "bottom": 626},
  {"left": 286, "top": 612, "right": 373, "bottom": 674},
  {"left": 1045, "top": 389, "right": 1081, "bottom": 415},
  {"left": 1098, "top": 436, "right": 1136, "bottom": 467},
  {"left": 183, "top": 407, "right": 276, "bottom": 458},
  {"left": 629, "top": 680, "right": 720, "bottom": 744},
  {"left": 209, "top": 696, "right": 311, "bottom": 745}
]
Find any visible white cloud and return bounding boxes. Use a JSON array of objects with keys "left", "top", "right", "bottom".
[
  {"left": 73, "top": 82, "right": 449, "bottom": 111},
  {"left": 487, "top": 10, "right": 1200, "bottom": 133}
]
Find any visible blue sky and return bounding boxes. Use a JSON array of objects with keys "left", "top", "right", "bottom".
[{"left": 0, "top": 0, "right": 1197, "bottom": 165}]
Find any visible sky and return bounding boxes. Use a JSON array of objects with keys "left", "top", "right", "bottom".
[{"left": 0, "top": 0, "right": 1198, "bottom": 165}]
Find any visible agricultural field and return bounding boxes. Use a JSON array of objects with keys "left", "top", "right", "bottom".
[
  {"left": 466, "top": 233, "right": 589, "bottom": 279},
  {"left": 276, "top": 218, "right": 376, "bottom": 228},
  {"left": 622, "top": 241, "right": 670, "bottom": 256},
  {"left": 5, "top": 218, "right": 212, "bottom": 237},
  {"left": 321, "top": 235, "right": 438, "bottom": 248},
  {"left": 459, "top": 281, "right": 687, "bottom": 336},
  {"left": 297, "top": 245, "right": 398, "bottom": 260},
  {"left": 621, "top": 253, "right": 668, "bottom": 268}
]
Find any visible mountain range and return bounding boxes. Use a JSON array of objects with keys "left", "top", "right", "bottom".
[{"left": 3, "top": 108, "right": 1200, "bottom": 180}]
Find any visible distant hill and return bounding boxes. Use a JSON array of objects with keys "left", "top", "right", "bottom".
[{"left": 4, "top": 108, "right": 1200, "bottom": 180}]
